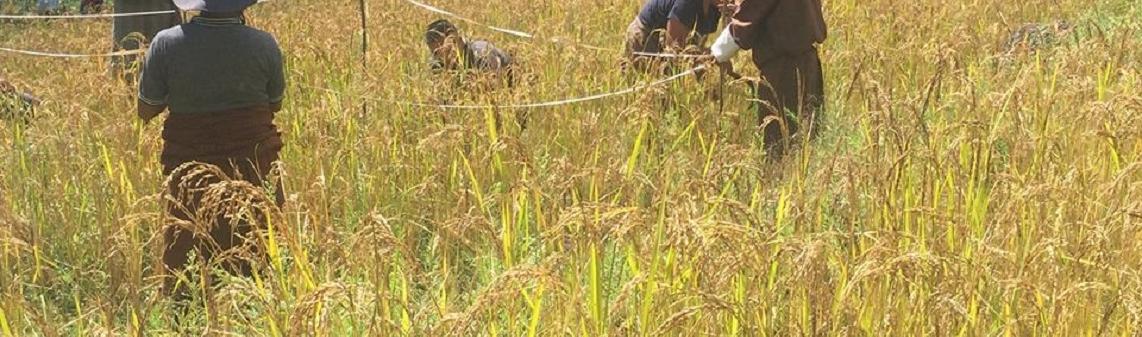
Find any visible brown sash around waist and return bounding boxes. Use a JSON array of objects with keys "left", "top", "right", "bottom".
[{"left": 160, "top": 104, "right": 283, "bottom": 175}]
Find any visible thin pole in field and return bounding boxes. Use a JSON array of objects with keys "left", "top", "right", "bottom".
[{"left": 358, "top": 0, "right": 369, "bottom": 118}]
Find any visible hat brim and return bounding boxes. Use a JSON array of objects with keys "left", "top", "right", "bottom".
[{"left": 172, "top": 0, "right": 257, "bottom": 12}]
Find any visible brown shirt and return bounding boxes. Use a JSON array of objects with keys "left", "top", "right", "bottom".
[{"left": 728, "top": 0, "right": 827, "bottom": 64}]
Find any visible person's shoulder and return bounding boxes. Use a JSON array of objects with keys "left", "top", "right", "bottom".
[
  {"left": 678, "top": 0, "right": 703, "bottom": 9},
  {"left": 470, "top": 40, "right": 513, "bottom": 65},
  {"left": 469, "top": 40, "right": 493, "bottom": 50},
  {"left": 470, "top": 40, "right": 506, "bottom": 55},
  {"left": 237, "top": 26, "right": 277, "bottom": 42},
  {"left": 242, "top": 27, "right": 282, "bottom": 49},
  {"left": 148, "top": 26, "right": 187, "bottom": 52},
  {"left": 153, "top": 25, "right": 186, "bottom": 43},
  {"left": 668, "top": 0, "right": 701, "bottom": 17}
]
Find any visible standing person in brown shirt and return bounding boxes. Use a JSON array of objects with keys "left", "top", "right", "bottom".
[{"left": 709, "top": 0, "right": 827, "bottom": 158}]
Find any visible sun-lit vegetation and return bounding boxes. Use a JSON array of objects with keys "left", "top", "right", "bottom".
[{"left": 1, "top": 0, "right": 1140, "bottom": 335}]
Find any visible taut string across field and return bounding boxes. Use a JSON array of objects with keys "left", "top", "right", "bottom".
[
  {"left": 0, "top": 0, "right": 278, "bottom": 20},
  {"left": 308, "top": 64, "right": 708, "bottom": 110},
  {"left": 0, "top": 0, "right": 278, "bottom": 57},
  {"left": 0, "top": 46, "right": 145, "bottom": 57},
  {"left": 0, "top": 9, "right": 178, "bottom": 20}
]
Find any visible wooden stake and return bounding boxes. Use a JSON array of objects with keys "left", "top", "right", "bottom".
[{"left": 358, "top": 0, "right": 368, "bottom": 118}]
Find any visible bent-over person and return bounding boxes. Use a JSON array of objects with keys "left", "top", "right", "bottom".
[
  {"left": 1, "top": 77, "right": 40, "bottom": 124},
  {"left": 624, "top": 0, "right": 734, "bottom": 71},
  {"left": 137, "top": 0, "right": 285, "bottom": 300},
  {"left": 426, "top": 19, "right": 527, "bottom": 130},
  {"left": 711, "top": 0, "right": 826, "bottom": 158},
  {"left": 426, "top": 19, "right": 515, "bottom": 88}
]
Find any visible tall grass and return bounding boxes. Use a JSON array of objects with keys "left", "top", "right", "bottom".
[{"left": 1, "top": 0, "right": 1140, "bottom": 335}]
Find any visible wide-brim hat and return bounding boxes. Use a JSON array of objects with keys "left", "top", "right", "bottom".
[{"left": 172, "top": 0, "right": 257, "bottom": 12}]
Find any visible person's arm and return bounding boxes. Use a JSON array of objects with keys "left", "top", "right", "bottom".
[
  {"left": 137, "top": 33, "right": 169, "bottom": 123},
  {"left": 665, "top": 17, "right": 691, "bottom": 50},
  {"left": 18, "top": 92, "right": 40, "bottom": 106},
  {"left": 665, "top": 0, "right": 705, "bottom": 50},
  {"left": 266, "top": 38, "right": 286, "bottom": 113}
]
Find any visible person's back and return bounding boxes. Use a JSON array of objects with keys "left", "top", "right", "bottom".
[
  {"left": 140, "top": 17, "right": 284, "bottom": 115},
  {"left": 638, "top": 0, "right": 721, "bottom": 36},
  {"left": 465, "top": 40, "right": 514, "bottom": 84}
]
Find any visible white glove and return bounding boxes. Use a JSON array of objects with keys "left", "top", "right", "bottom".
[{"left": 710, "top": 25, "right": 741, "bottom": 63}]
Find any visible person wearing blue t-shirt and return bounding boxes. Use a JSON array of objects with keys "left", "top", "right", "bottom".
[{"left": 624, "top": 0, "right": 735, "bottom": 69}]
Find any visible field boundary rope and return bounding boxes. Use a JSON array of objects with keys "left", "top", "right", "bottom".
[
  {"left": 0, "top": 0, "right": 277, "bottom": 20},
  {"left": 0, "top": 0, "right": 279, "bottom": 58},
  {"left": 0, "top": 9, "right": 177, "bottom": 19},
  {"left": 0, "top": 46, "right": 144, "bottom": 57},
  {"left": 308, "top": 64, "right": 707, "bottom": 110}
]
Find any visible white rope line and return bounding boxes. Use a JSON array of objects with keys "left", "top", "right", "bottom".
[
  {"left": 0, "top": 0, "right": 277, "bottom": 20},
  {"left": 632, "top": 51, "right": 706, "bottom": 59},
  {"left": 312, "top": 65, "right": 706, "bottom": 110},
  {"left": 0, "top": 0, "right": 283, "bottom": 58},
  {"left": 0, "top": 46, "right": 144, "bottom": 58},
  {"left": 0, "top": 10, "right": 176, "bottom": 19}
]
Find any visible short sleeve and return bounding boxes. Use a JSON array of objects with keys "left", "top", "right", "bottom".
[
  {"left": 668, "top": 0, "right": 702, "bottom": 30},
  {"left": 265, "top": 38, "right": 286, "bottom": 103},
  {"left": 138, "top": 36, "right": 168, "bottom": 105}
]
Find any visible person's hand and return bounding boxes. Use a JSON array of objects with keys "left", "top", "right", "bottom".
[
  {"left": 718, "top": 1, "right": 737, "bottom": 17},
  {"left": 697, "top": 55, "right": 733, "bottom": 73}
]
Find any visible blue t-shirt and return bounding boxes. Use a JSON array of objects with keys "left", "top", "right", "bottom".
[{"left": 637, "top": 0, "right": 722, "bottom": 36}]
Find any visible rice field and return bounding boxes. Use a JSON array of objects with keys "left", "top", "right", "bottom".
[{"left": 0, "top": 0, "right": 1140, "bottom": 335}]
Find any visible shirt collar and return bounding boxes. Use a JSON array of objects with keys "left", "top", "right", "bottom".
[{"left": 190, "top": 16, "right": 245, "bottom": 27}]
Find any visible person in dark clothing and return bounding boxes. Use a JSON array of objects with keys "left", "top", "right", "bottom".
[
  {"left": 425, "top": 19, "right": 526, "bottom": 130},
  {"left": 624, "top": 0, "right": 734, "bottom": 70},
  {"left": 425, "top": 19, "right": 515, "bottom": 87},
  {"left": 1, "top": 77, "right": 39, "bottom": 124},
  {"left": 1002, "top": 20, "right": 1073, "bottom": 55},
  {"left": 137, "top": 0, "right": 286, "bottom": 300},
  {"left": 710, "top": 0, "right": 826, "bottom": 158}
]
